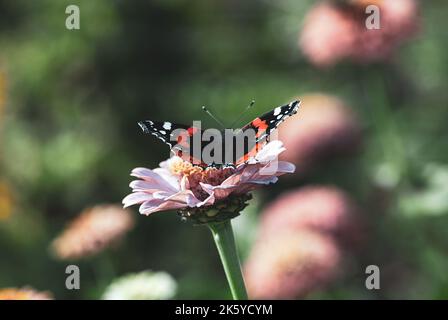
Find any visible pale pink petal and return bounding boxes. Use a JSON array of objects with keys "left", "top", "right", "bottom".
[
  {"left": 139, "top": 200, "right": 163, "bottom": 215},
  {"left": 242, "top": 161, "right": 294, "bottom": 181},
  {"left": 131, "top": 167, "right": 161, "bottom": 180},
  {"left": 248, "top": 140, "right": 286, "bottom": 164},
  {"left": 179, "top": 175, "right": 190, "bottom": 191},
  {"left": 157, "top": 200, "right": 188, "bottom": 211},
  {"left": 200, "top": 182, "right": 238, "bottom": 200},
  {"left": 240, "top": 165, "right": 263, "bottom": 183},
  {"left": 153, "top": 167, "right": 181, "bottom": 190},
  {"left": 195, "top": 192, "right": 216, "bottom": 207},
  {"left": 152, "top": 191, "right": 174, "bottom": 199},
  {"left": 247, "top": 176, "right": 279, "bottom": 185},
  {"left": 218, "top": 165, "right": 257, "bottom": 188},
  {"left": 276, "top": 161, "right": 296, "bottom": 173},
  {"left": 186, "top": 195, "right": 201, "bottom": 207},
  {"left": 129, "top": 180, "right": 176, "bottom": 193},
  {"left": 122, "top": 192, "right": 153, "bottom": 208},
  {"left": 165, "top": 190, "right": 199, "bottom": 205},
  {"left": 139, "top": 199, "right": 187, "bottom": 215},
  {"left": 219, "top": 171, "right": 245, "bottom": 187},
  {"left": 130, "top": 167, "right": 168, "bottom": 184},
  {"left": 250, "top": 161, "right": 295, "bottom": 180},
  {"left": 131, "top": 168, "right": 179, "bottom": 192}
]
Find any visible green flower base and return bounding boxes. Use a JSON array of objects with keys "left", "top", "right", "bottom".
[{"left": 177, "top": 193, "right": 252, "bottom": 225}]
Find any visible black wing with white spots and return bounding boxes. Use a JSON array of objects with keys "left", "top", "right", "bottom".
[
  {"left": 241, "top": 100, "right": 301, "bottom": 143},
  {"left": 138, "top": 120, "right": 190, "bottom": 148}
]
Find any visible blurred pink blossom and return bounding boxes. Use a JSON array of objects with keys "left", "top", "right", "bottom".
[
  {"left": 279, "top": 94, "right": 361, "bottom": 169},
  {"left": 259, "top": 185, "right": 363, "bottom": 247},
  {"left": 244, "top": 185, "right": 364, "bottom": 298},
  {"left": 244, "top": 230, "right": 341, "bottom": 299},
  {"left": 300, "top": 0, "right": 419, "bottom": 67},
  {"left": 51, "top": 204, "right": 134, "bottom": 260},
  {"left": 300, "top": 2, "right": 358, "bottom": 67}
]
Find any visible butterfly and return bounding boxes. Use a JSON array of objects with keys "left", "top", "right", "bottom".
[{"left": 138, "top": 100, "right": 301, "bottom": 168}]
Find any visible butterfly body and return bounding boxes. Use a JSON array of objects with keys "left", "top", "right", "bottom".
[{"left": 138, "top": 100, "right": 300, "bottom": 168}]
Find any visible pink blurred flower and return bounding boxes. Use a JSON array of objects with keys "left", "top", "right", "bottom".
[
  {"left": 259, "top": 186, "right": 363, "bottom": 247},
  {"left": 279, "top": 94, "right": 361, "bottom": 169},
  {"left": 123, "top": 141, "right": 295, "bottom": 218},
  {"left": 51, "top": 204, "right": 134, "bottom": 260},
  {"left": 352, "top": 0, "right": 419, "bottom": 62},
  {"left": 244, "top": 230, "right": 341, "bottom": 299},
  {"left": 244, "top": 185, "right": 363, "bottom": 299},
  {"left": 300, "top": 0, "right": 419, "bottom": 67},
  {"left": 300, "top": 2, "right": 358, "bottom": 67}
]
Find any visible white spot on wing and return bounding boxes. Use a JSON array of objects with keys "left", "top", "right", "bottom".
[
  {"left": 163, "top": 122, "right": 172, "bottom": 130},
  {"left": 273, "top": 107, "right": 281, "bottom": 116}
]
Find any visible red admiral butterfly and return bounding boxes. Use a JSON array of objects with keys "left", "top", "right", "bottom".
[{"left": 138, "top": 100, "right": 300, "bottom": 168}]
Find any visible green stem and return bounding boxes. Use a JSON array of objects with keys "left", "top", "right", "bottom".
[{"left": 208, "top": 220, "right": 248, "bottom": 300}]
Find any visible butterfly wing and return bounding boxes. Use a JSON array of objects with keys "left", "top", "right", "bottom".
[
  {"left": 234, "top": 100, "right": 301, "bottom": 165},
  {"left": 138, "top": 120, "right": 206, "bottom": 165},
  {"left": 138, "top": 120, "right": 190, "bottom": 148},
  {"left": 243, "top": 100, "right": 301, "bottom": 142}
]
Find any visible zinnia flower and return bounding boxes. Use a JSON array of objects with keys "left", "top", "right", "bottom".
[
  {"left": 300, "top": 0, "right": 419, "bottom": 67},
  {"left": 102, "top": 270, "right": 177, "bottom": 300},
  {"left": 244, "top": 230, "right": 341, "bottom": 299},
  {"left": 279, "top": 94, "right": 361, "bottom": 170},
  {"left": 51, "top": 204, "right": 134, "bottom": 260},
  {"left": 123, "top": 140, "right": 295, "bottom": 224},
  {"left": 0, "top": 287, "right": 53, "bottom": 300}
]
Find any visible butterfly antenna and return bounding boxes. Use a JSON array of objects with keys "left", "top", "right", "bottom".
[
  {"left": 202, "top": 106, "right": 226, "bottom": 129},
  {"left": 229, "top": 100, "right": 255, "bottom": 129}
]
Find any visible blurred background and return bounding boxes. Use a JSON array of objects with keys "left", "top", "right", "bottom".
[{"left": 0, "top": 0, "right": 447, "bottom": 299}]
